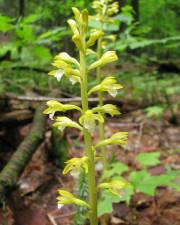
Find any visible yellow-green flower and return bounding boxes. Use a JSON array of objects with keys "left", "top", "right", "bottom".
[
  {"left": 89, "top": 51, "right": 118, "bottom": 70},
  {"left": 53, "top": 116, "right": 83, "bottom": 132},
  {"left": 87, "top": 30, "right": 104, "bottom": 47},
  {"left": 79, "top": 110, "right": 104, "bottom": 132},
  {"left": 88, "top": 76, "right": 123, "bottom": 97},
  {"left": 43, "top": 100, "right": 81, "bottom": 120},
  {"left": 95, "top": 132, "right": 128, "bottom": 148},
  {"left": 48, "top": 69, "right": 64, "bottom": 82},
  {"left": 57, "top": 190, "right": 90, "bottom": 208},
  {"left": 98, "top": 179, "right": 128, "bottom": 195},
  {"left": 63, "top": 156, "right": 88, "bottom": 175},
  {"left": 55, "top": 52, "right": 80, "bottom": 67},
  {"left": 92, "top": 104, "right": 120, "bottom": 116}
]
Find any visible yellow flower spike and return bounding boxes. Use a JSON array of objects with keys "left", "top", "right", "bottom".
[
  {"left": 79, "top": 110, "right": 104, "bottom": 132},
  {"left": 55, "top": 52, "right": 80, "bottom": 68},
  {"left": 57, "top": 190, "right": 90, "bottom": 208},
  {"left": 63, "top": 156, "right": 88, "bottom": 175},
  {"left": 87, "top": 30, "right": 104, "bottom": 47},
  {"left": 53, "top": 116, "right": 83, "bottom": 132},
  {"left": 98, "top": 179, "right": 128, "bottom": 196},
  {"left": 92, "top": 104, "right": 121, "bottom": 116},
  {"left": 88, "top": 76, "right": 123, "bottom": 97},
  {"left": 67, "top": 19, "right": 79, "bottom": 35},
  {"left": 89, "top": 51, "right": 118, "bottom": 70},
  {"left": 95, "top": 132, "right": 128, "bottom": 148}
]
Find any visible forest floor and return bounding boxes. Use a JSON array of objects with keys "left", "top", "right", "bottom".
[{"left": 0, "top": 107, "right": 179, "bottom": 225}]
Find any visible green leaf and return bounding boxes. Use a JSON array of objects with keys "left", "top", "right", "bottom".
[
  {"left": 22, "top": 14, "right": 41, "bottom": 24},
  {"left": 16, "top": 25, "right": 35, "bottom": 44},
  {"left": 102, "top": 162, "right": 129, "bottom": 179},
  {"left": 98, "top": 184, "right": 134, "bottom": 216},
  {"left": 0, "top": 14, "right": 13, "bottom": 32},
  {"left": 145, "top": 106, "right": 165, "bottom": 118},
  {"left": 31, "top": 46, "right": 52, "bottom": 65},
  {"left": 129, "top": 170, "right": 177, "bottom": 196},
  {"left": 136, "top": 152, "right": 160, "bottom": 167},
  {"left": 98, "top": 190, "right": 121, "bottom": 217}
]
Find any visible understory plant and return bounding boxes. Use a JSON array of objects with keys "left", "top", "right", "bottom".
[
  {"left": 43, "top": 6, "right": 128, "bottom": 225},
  {"left": 98, "top": 151, "right": 180, "bottom": 216}
]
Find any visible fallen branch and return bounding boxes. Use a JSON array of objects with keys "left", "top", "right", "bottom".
[
  {"left": 0, "top": 110, "right": 33, "bottom": 126},
  {"left": 4, "top": 93, "right": 99, "bottom": 103},
  {"left": 3, "top": 93, "right": 124, "bottom": 108},
  {"left": 0, "top": 104, "right": 46, "bottom": 200},
  {"left": 2, "top": 93, "right": 153, "bottom": 113}
]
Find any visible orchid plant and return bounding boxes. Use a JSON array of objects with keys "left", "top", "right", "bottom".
[{"left": 43, "top": 5, "right": 128, "bottom": 225}]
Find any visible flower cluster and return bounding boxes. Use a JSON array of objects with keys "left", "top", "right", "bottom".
[{"left": 44, "top": 5, "right": 128, "bottom": 225}]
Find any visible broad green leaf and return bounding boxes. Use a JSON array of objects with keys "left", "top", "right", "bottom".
[
  {"left": 136, "top": 152, "right": 160, "bottom": 167},
  {"left": 0, "top": 14, "right": 13, "bottom": 32},
  {"left": 129, "top": 170, "right": 178, "bottom": 196},
  {"left": 98, "top": 184, "right": 134, "bottom": 216}
]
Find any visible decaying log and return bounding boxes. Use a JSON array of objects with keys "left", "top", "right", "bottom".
[
  {"left": 0, "top": 104, "right": 46, "bottom": 200},
  {"left": 0, "top": 110, "right": 33, "bottom": 126}
]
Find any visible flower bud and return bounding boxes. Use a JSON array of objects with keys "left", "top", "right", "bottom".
[
  {"left": 67, "top": 19, "right": 79, "bottom": 35},
  {"left": 72, "top": 34, "right": 84, "bottom": 52},
  {"left": 72, "top": 7, "right": 81, "bottom": 22},
  {"left": 89, "top": 51, "right": 118, "bottom": 70},
  {"left": 56, "top": 52, "right": 80, "bottom": 67},
  {"left": 81, "top": 9, "right": 89, "bottom": 25},
  {"left": 48, "top": 69, "right": 64, "bottom": 82},
  {"left": 87, "top": 30, "right": 104, "bottom": 47}
]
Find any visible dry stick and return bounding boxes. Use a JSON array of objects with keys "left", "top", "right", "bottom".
[
  {"left": 4, "top": 93, "right": 124, "bottom": 106},
  {"left": 0, "top": 104, "right": 46, "bottom": 200},
  {"left": 4, "top": 93, "right": 99, "bottom": 103}
]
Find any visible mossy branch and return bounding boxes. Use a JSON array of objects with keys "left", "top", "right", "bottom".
[{"left": 0, "top": 104, "right": 46, "bottom": 200}]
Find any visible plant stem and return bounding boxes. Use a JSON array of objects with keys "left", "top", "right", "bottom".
[
  {"left": 96, "top": 25, "right": 107, "bottom": 172},
  {"left": 80, "top": 45, "right": 97, "bottom": 224}
]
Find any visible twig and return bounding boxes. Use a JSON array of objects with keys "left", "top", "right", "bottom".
[
  {"left": 47, "top": 213, "right": 58, "bottom": 225},
  {"left": 56, "top": 211, "right": 75, "bottom": 219}
]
